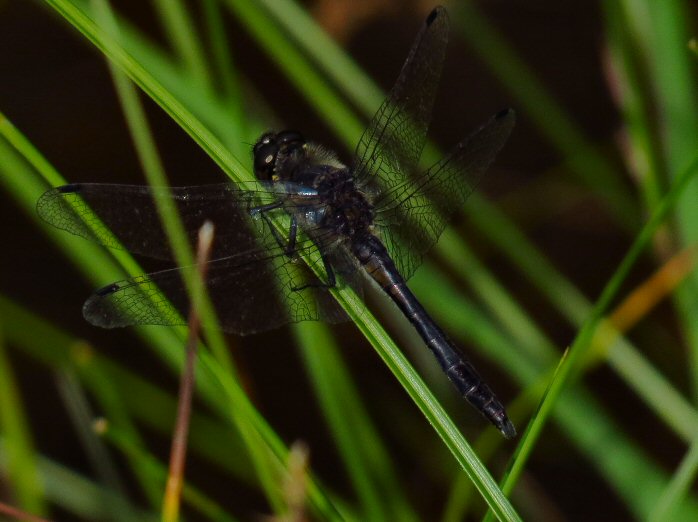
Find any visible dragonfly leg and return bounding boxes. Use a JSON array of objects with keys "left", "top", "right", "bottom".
[
  {"left": 292, "top": 251, "right": 336, "bottom": 291},
  {"left": 250, "top": 203, "right": 334, "bottom": 291},
  {"left": 251, "top": 203, "right": 298, "bottom": 256}
]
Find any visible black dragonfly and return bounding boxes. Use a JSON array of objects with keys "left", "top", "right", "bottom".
[{"left": 38, "top": 7, "right": 516, "bottom": 438}]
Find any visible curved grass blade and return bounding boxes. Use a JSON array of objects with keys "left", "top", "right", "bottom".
[{"left": 499, "top": 154, "right": 698, "bottom": 503}]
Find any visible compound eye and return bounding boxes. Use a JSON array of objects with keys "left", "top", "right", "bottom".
[
  {"left": 253, "top": 141, "right": 278, "bottom": 180},
  {"left": 277, "top": 130, "right": 304, "bottom": 146},
  {"left": 253, "top": 132, "right": 275, "bottom": 156}
]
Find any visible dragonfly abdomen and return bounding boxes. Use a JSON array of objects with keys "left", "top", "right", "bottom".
[{"left": 352, "top": 234, "right": 516, "bottom": 438}]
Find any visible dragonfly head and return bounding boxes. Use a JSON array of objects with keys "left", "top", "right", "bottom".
[{"left": 253, "top": 130, "right": 307, "bottom": 182}]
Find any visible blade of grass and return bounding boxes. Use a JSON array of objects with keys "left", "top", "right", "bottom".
[
  {"left": 605, "top": 337, "right": 698, "bottom": 442},
  {"left": 0, "top": 329, "right": 46, "bottom": 516},
  {"left": 605, "top": 245, "right": 698, "bottom": 336},
  {"left": 0, "top": 437, "right": 156, "bottom": 521},
  {"left": 603, "top": 1, "right": 665, "bottom": 211},
  {"left": 100, "top": 420, "right": 241, "bottom": 522},
  {"left": 73, "top": 341, "right": 163, "bottom": 508},
  {"left": 648, "top": 434, "right": 698, "bottom": 522},
  {"left": 81, "top": 354, "right": 253, "bottom": 482},
  {"left": 0, "top": 502, "right": 51, "bottom": 522},
  {"left": 641, "top": 0, "right": 698, "bottom": 405},
  {"left": 295, "top": 322, "right": 418, "bottom": 522},
  {"left": 501, "top": 153, "right": 698, "bottom": 496},
  {"left": 201, "top": 0, "right": 246, "bottom": 140},
  {"left": 151, "top": 0, "right": 213, "bottom": 92},
  {"left": 55, "top": 370, "right": 138, "bottom": 521}
]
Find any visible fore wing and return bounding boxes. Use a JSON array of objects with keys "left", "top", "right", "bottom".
[
  {"left": 353, "top": 7, "right": 449, "bottom": 196},
  {"left": 37, "top": 182, "right": 278, "bottom": 261}
]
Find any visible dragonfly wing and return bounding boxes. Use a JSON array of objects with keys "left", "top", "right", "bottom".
[
  {"left": 353, "top": 7, "right": 448, "bottom": 195},
  {"left": 36, "top": 182, "right": 289, "bottom": 261},
  {"left": 83, "top": 238, "right": 361, "bottom": 335},
  {"left": 375, "top": 109, "right": 515, "bottom": 279}
]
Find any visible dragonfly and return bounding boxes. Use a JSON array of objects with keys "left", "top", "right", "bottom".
[{"left": 38, "top": 6, "right": 516, "bottom": 438}]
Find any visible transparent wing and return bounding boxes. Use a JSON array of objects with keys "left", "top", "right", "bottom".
[
  {"left": 36, "top": 182, "right": 287, "bottom": 261},
  {"left": 374, "top": 109, "right": 516, "bottom": 279},
  {"left": 353, "top": 6, "right": 448, "bottom": 194},
  {"left": 38, "top": 182, "right": 363, "bottom": 333},
  {"left": 83, "top": 238, "right": 360, "bottom": 335}
]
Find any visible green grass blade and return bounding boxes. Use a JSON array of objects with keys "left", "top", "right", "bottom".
[
  {"left": 502, "top": 154, "right": 698, "bottom": 495},
  {"left": 0, "top": 330, "right": 46, "bottom": 516},
  {"left": 54, "top": 369, "right": 139, "bottom": 521},
  {"left": 603, "top": 1, "right": 665, "bottom": 211},
  {"left": 251, "top": 0, "right": 383, "bottom": 116},
  {"left": 648, "top": 435, "right": 698, "bottom": 522},
  {"left": 201, "top": 0, "right": 247, "bottom": 141},
  {"left": 75, "top": 345, "right": 163, "bottom": 508},
  {"left": 295, "top": 322, "right": 418, "bottom": 522},
  {"left": 643, "top": 0, "right": 698, "bottom": 404},
  {"left": 152, "top": 0, "right": 213, "bottom": 92},
  {"left": 295, "top": 323, "right": 389, "bottom": 522},
  {"left": 222, "top": 0, "right": 365, "bottom": 146},
  {"left": 43, "top": 0, "right": 248, "bottom": 182},
  {"left": 102, "top": 423, "right": 240, "bottom": 522},
  {"left": 605, "top": 338, "right": 698, "bottom": 441},
  {"left": 0, "top": 437, "right": 158, "bottom": 521}
]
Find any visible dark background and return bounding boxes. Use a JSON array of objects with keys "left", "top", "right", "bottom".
[{"left": 0, "top": 1, "right": 689, "bottom": 520}]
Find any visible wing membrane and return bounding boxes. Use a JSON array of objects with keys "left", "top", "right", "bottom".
[
  {"left": 353, "top": 7, "right": 448, "bottom": 195},
  {"left": 375, "top": 109, "right": 515, "bottom": 279},
  {"left": 37, "top": 182, "right": 283, "bottom": 261},
  {"left": 83, "top": 237, "right": 360, "bottom": 335},
  {"left": 38, "top": 182, "right": 364, "bottom": 333}
]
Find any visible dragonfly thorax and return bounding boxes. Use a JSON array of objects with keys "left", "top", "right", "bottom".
[{"left": 313, "top": 168, "right": 375, "bottom": 238}]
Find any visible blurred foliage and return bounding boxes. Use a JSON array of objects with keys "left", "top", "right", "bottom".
[{"left": 0, "top": 0, "right": 697, "bottom": 520}]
